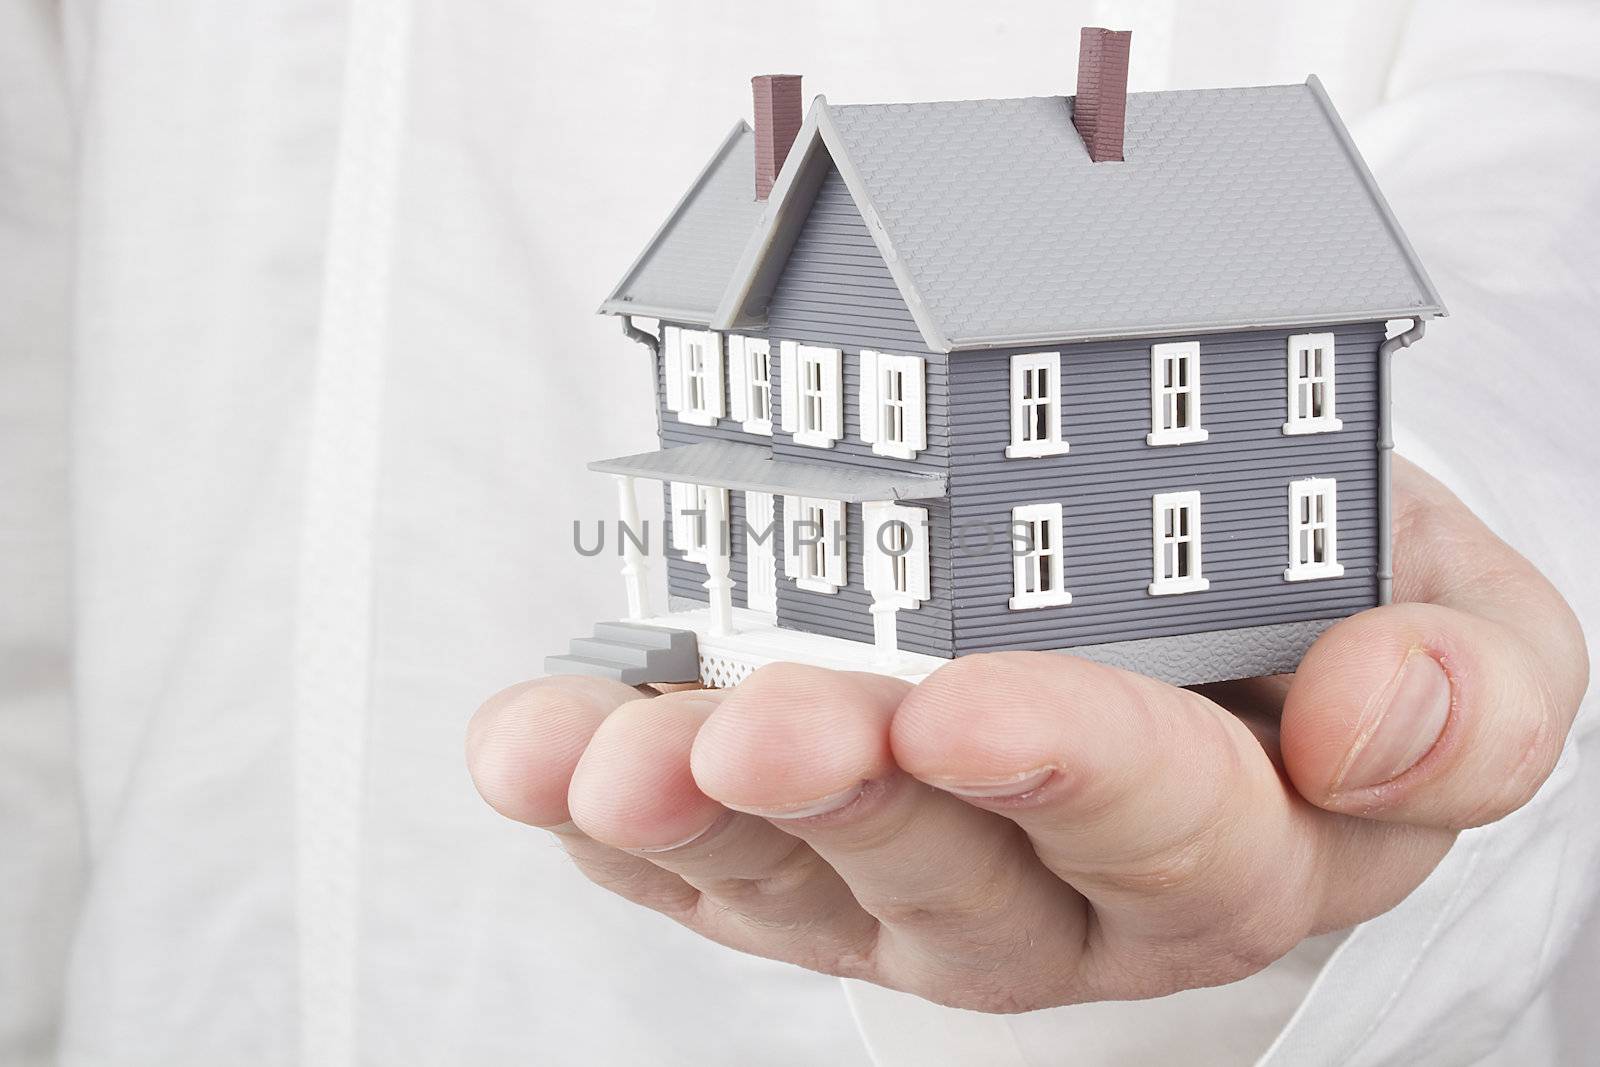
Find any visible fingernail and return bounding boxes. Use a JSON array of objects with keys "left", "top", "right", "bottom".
[
  {"left": 1336, "top": 650, "right": 1452, "bottom": 792},
  {"left": 937, "top": 767, "right": 1055, "bottom": 799},
  {"left": 725, "top": 782, "right": 865, "bottom": 820},
  {"left": 633, "top": 812, "right": 731, "bottom": 854}
]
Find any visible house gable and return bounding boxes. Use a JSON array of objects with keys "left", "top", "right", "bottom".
[{"left": 766, "top": 165, "right": 928, "bottom": 354}]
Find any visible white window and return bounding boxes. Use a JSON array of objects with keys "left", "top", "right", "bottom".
[
  {"left": 864, "top": 501, "right": 930, "bottom": 607},
  {"left": 662, "top": 327, "right": 725, "bottom": 427},
  {"left": 1149, "top": 491, "right": 1210, "bottom": 595},
  {"left": 1285, "top": 478, "right": 1345, "bottom": 581},
  {"left": 859, "top": 351, "right": 927, "bottom": 459},
  {"left": 1283, "top": 333, "right": 1342, "bottom": 434},
  {"left": 1009, "top": 502, "right": 1072, "bottom": 609},
  {"left": 1007, "top": 351, "right": 1068, "bottom": 458},
  {"left": 782, "top": 495, "right": 846, "bottom": 592},
  {"left": 779, "top": 342, "right": 843, "bottom": 447},
  {"left": 670, "top": 482, "right": 728, "bottom": 564},
  {"left": 727, "top": 335, "right": 773, "bottom": 436},
  {"left": 1147, "top": 341, "right": 1208, "bottom": 446}
]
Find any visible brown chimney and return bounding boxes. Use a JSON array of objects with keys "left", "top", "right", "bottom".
[
  {"left": 1073, "top": 28, "right": 1132, "bottom": 162},
  {"left": 752, "top": 74, "right": 803, "bottom": 200}
]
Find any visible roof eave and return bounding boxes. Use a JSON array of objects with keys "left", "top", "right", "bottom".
[
  {"left": 1303, "top": 75, "right": 1448, "bottom": 318},
  {"left": 942, "top": 306, "right": 1447, "bottom": 351},
  {"left": 596, "top": 300, "right": 716, "bottom": 326}
]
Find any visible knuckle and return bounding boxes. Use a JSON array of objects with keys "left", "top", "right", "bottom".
[
  {"left": 1212, "top": 911, "right": 1309, "bottom": 981},
  {"left": 1093, "top": 832, "right": 1218, "bottom": 897},
  {"left": 867, "top": 835, "right": 1016, "bottom": 931},
  {"left": 695, "top": 841, "right": 817, "bottom": 911}
]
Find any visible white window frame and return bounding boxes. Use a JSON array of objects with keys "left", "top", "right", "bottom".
[
  {"left": 1148, "top": 491, "right": 1211, "bottom": 595},
  {"left": 864, "top": 501, "right": 930, "bottom": 608},
  {"left": 782, "top": 496, "right": 846, "bottom": 593},
  {"left": 666, "top": 328, "right": 724, "bottom": 427},
  {"left": 1285, "top": 478, "right": 1345, "bottom": 581},
  {"left": 781, "top": 343, "right": 842, "bottom": 448},
  {"left": 1283, "top": 333, "right": 1342, "bottom": 435},
  {"left": 670, "top": 482, "right": 729, "bottom": 564},
  {"left": 727, "top": 335, "right": 773, "bottom": 436},
  {"left": 859, "top": 351, "right": 927, "bottom": 459},
  {"left": 1147, "top": 341, "right": 1208, "bottom": 446},
  {"left": 1009, "top": 502, "right": 1072, "bottom": 610},
  {"left": 1007, "top": 351, "right": 1069, "bottom": 458}
]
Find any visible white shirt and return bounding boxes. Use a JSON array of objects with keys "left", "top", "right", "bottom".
[{"left": 2, "top": 1, "right": 1596, "bottom": 1065}]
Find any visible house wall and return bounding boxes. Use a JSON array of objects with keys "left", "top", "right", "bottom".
[
  {"left": 945, "top": 322, "right": 1385, "bottom": 655},
  {"left": 649, "top": 163, "right": 1381, "bottom": 666},
  {"left": 763, "top": 165, "right": 955, "bottom": 657}
]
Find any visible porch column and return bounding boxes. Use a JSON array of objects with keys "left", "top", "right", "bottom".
[
  {"left": 866, "top": 501, "right": 901, "bottom": 669},
  {"left": 869, "top": 599, "right": 900, "bottom": 669},
  {"left": 613, "top": 475, "right": 652, "bottom": 620},
  {"left": 702, "top": 485, "right": 734, "bottom": 637}
]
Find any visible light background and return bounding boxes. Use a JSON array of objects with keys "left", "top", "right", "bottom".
[{"left": 4, "top": 1, "right": 1599, "bottom": 1065}]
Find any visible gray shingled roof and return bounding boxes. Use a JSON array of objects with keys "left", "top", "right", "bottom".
[
  {"left": 597, "top": 122, "right": 767, "bottom": 324},
  {"left": 589, "top": 440, "right": 946, "bottom": 501},
  {"left": 712, "top": 78, "right": 1443, "bottom": 351}
]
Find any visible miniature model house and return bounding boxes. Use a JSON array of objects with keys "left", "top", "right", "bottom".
[{"left": 548, "top": 28, "right": 1444, "bottom": 688}]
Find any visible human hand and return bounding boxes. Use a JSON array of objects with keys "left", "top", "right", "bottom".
[{"left": 466, "top": 458, "right": 1588, "bottom": 1012}]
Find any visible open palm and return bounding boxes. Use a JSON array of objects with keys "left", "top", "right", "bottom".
[{"left": 467, "top": 458, "right": 1587, "bottom": 1011}]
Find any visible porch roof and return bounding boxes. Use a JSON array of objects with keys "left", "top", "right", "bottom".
[{"left": 589, "top": 440, "right": 946, "bottom": 503}]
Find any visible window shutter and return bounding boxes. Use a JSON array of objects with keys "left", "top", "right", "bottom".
[
  {"left": 779, "top": 342, "right": 798, "bottom": 433},
  {"left": 858, "top": 350, "right": 880, "bottom": 444},
  {"left": 1008, "top": 355, "right": 1026, "bottom": 449},
  {"left": 905, "top": 504, "right": 930, "bottom": 601},
  {"left": 781, "top": 495, "right": 801, "bottom": 578},
  {"left": 823, "top": 499, "right": 847, "bottom": 588},
  {"left": 821, "top": 347, "right": 843, "bottom": 444},
  {"left": 663, "top": 327, "right": 683, "bottom": 412},
  {"left": 1045, "top": 356, "right": 1061, "bottom": 442},
  {"left": 862, "top": 501, "right": 888, "bottom": 597},
  {"left": 704, "top": 333, "right": 726, "bottom": 419},
  {"left": 670, "top": 481, "right": 692, "bottom": 551},
  {"left": 727, "top": 336, "right": 748, "bottom": 421},
  {"left": 904, "top": 356, "right": 927, "bottom": 454}
]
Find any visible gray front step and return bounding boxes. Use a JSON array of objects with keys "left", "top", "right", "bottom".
[
  {"left": 568, "top": 637, "right": 652, "bottom": 667},
  {"left": 544, "top": 622, "right": 700, "bottom": 686},
  {"left": 592, "top": 621, "right": 686, "bottom": 650},
  {"left": 542, "top": 653, "right": 646, "bottom": 683}
]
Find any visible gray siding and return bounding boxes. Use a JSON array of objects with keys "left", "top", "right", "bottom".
[
  {"left": 654, "top": 323, "right": 766, "bottom": 609},
  {"left": 772, "top": 497, "right": 955, "bottom": 659},
  {"left": 946, "top": 323, "right": 1385, "bottom": 654},
  {"left": 651, "top": 165, "right": 1381, "bottom": 665},
  {"left": 762, "top": 164, "right": 954, "bottom": 656},
  {"left": 664, "top": 484, "right": 754, "bottom": 612},
  {"left": 653, "top": 324, "right": 772, "bottom": 448},
  {"left": 766, "top": 167, "right": 930, "bottom": 353}
]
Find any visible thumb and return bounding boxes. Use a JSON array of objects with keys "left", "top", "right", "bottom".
[{"left": 1280, "top": 468, "right": 1587, "bottom": 830}]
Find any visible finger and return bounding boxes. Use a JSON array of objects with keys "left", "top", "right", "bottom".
[
  {"left": 1281, "top": 458, "right": 1589, "bottom": 829},
  {"left": 890, "top": 652, "right": 1452, "bottom": 997},
  {"left": 465, "top": 675, "right": 640, "bottom": 827},
  {"left": 569, "top": 690, "right": 879, "bottom": 975},
  {"left": 465, "top": 676, "right": 700, "bottom": 917},
  {"left": 691, "top": 664, "right": 1090, "bottom": 1012}
]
